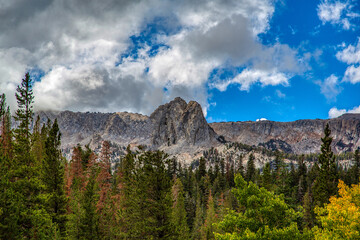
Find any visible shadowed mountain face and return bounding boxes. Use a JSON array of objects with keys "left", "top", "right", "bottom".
[{"left": 36, "top": 98, "right": 360, "bottom": 156}]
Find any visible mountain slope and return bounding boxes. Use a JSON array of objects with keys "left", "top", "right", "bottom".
[
  {"left": 36, "top": 98, "right": 360, "bottom": 160},
  {"left": 210, "top": 113, "right": 360, "bottom": 154}
]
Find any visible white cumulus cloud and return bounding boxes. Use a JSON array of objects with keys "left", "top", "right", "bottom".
[
  {"left": 211, "top": 68, "right": 290, "bottom": 92},
  {"left": 328, "top": 105, "right": 360, "bottom": 118},
  {"left": 0, "top": 0, "right": 303, "bottom": 115},
  {"left": 318, "top": 74, "right": 342, "bottom": 101},
  {"left": 317, "top": 0, "right": 359, "bottom": 30},
  {"left": 336, "top": 38, "right": 360, "bottom": 84}
]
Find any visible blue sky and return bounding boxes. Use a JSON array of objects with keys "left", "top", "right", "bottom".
[
  {"left": 207, "top": 0, "right": 360, "bottom": 122},
  {"left": 0, "top": 0, "right": 359, "bottom": 122}
]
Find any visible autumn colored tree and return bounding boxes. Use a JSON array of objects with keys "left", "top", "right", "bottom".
[
  {"left": 67, "top": 146, "right": 86, "bottom": 239},
  {"left": 0, "top": 94, "right": 12, "bottom": 158},
  {"left": 97, "top": 141, "right": 114, "bottom": 239},
  {"left": 313, "top": 180, "right": 360, "bottom": 239},
  {"left": 97, "top": 141, "right": 112, "bottom": 211}
]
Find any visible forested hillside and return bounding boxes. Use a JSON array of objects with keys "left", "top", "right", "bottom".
[{"left": 1, "top": 73, "right": 360, "bottom": 239}]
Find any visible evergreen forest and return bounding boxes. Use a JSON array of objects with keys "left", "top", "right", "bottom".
[{"left": 1, "top": 73, "right": 360, "bottom": 239}]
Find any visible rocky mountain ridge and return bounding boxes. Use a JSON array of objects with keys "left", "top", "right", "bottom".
[
  {"left": 36, "top": 98, "right": 360, "bottom": 163},
  {"left": 210, "top": 113, "right": 360, "bottom": 154},
  {"left": 36, "top": 97, "right": 221, "bottom": 161}
]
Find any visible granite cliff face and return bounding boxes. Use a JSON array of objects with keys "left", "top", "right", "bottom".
[
  {"left": 36, "top": 110, "right": 153, "bottom": 151},
  {"left": 36, "top": 97, "right": 220, "bottom": 156},
  {"left": 150, "top": 97, "right": 218, "bottom": 147},
  {"left": 36, "top": 98, "right": 360, "bottom": 159},
  {"left": 210, "top": 113, "right": 360, "bottom": 154}
]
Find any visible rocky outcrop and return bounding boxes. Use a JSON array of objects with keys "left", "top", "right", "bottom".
[
  {"left": 36, "top": 97, "right": 220, "bottom": 156},
  {"left": 36, "top": 110, "right": 153, "bottom": 150},
  {"left": 150, "top": 97, "right": 218, "bottom": 147},
  {"left": 210, "top": 114, "right": 360, "bottom": 154}
]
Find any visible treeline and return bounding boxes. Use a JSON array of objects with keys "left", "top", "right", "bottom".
[{"left": 1, "top": 73, "right": 360, "bottom": 239}]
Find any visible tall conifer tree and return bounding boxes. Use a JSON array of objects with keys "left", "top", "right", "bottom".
[
  {"left": 43, "top": 119, "right": 68, "bottom": 237},
  {"left": 171, "top": 178, "right": 190, "bottom": 239},
  {"left": 245, "top": 153, "right": 256, "bottom": 182},
  {"left": 313, "top": 123, "right": 338, "bottom": 206},
  {"left": 12, "top": 73, "right": 54, "bottom": 238}
]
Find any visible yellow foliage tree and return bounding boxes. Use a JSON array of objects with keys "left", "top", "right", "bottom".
[{"left": 313, "top": 180, "right": 360, "bottom": 239}]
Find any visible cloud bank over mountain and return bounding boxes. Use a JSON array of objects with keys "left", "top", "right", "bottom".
[{"left": 0, "top": 0, "right": 302, "bottom": 115}]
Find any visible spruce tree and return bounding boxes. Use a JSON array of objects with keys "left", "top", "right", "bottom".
[
  {"left": 171, "top": 178, "right": 190, "bottom": 239},
  {"left": 42, "top": 119, "right": 68, "bottom": 237},
  {"left": 261, "top": 162, "right": 272, "bottom": 190},
  {"left": 350, "top": 149, "right": 360, "bottom": 184},
  {"left": 11, "top": 73, "right": 54, "bottom": 238},
  {"left": 0, "top": 94, "right": 12, "bottom": 158},
  {"left": 245, "top": 153, "right": 256, "bottom": 182},
  {"left": 192, "top": 193, "right": 204, "bottom": 239},
  {"left": 303, "top": 189, "right": 313, "bottom": 229},
  {"left": 13, "top": 72, "right": 34, "bottom": 158},
  {"left": 119, "top": 149, "right": 173, "bottom": 239},
  {"left": 236, "top": 154, "right": 245, "bottom": 177},
  {"left": 0, "top": 95, "right": 16, "bottom": 238},
  {"left": 200, "top": 190, "right": 217, "bottom": 239},
  {"left": 81, "top": 153, "right": 100, "bottom": 239},
  {"left": 313, "top": 123, "right": 338, "bottom": 206},
  {"left": 31, "top": 115, "right": 45, "bottom": 165}
]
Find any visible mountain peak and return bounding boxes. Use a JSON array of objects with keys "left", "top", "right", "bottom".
[{"left": 150, "top": 97, "right": 217, "bottom": 147}]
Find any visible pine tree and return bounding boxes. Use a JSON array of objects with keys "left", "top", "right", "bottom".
[
  {"left": 261, "top": 162, "right": 272, "bottom": 190},
  {"left": 67, "top": 146, "right": 87, "bottom": 239},
  {"left": 13, "top": 72, "right": 34, "bottom": 158},
  {"left": 0, "top": 94, "right": 12, "bottom": 158},
  {"left": 303, "top": 189, "right": 313, "bottom": 229},
  {"left": 192, "top": 192, "right": 204, "bottom": 239},
  {"left": 200, "top": 190, "right": 217, "bottom": 239},
  {"left": 297, "top": 155, "right": 307, "bottom": 203},
  {"left": 245, "top": 153, "right": 256, "bottom": 182},
  {"left": 171, "top": 178, "right": 190, "bottom": 239},
  {"left": 313, "top": 123, "right": 338, "bottom": 206},
  {"left": 350, "top": 149, "right": 360, "bottom": 184},
  {"left": 119, "top": 149, "right": 173, "bottom": 239},
  {"left": 0, "top": 94, "right": 17, "bottom": 238},
  {"left": 42, "top": 119, "right": 68, "bottom": 237},
  {"left": 236, "top": 154, "right": 245, "bottom": 177},
  {"left": 31, "top": 115, "right": 45, "bottom": 165},
  {"left": 10, "top": 73, "right": 54, "bottom": 238},
  {"left": 97, "top": 141, "right": 114, "bottom": 239},
  {"left": 81, "top": 153, "right": 100, "bottom": 239},
  {"left": 197, "top": 157, "right": 206, "bottom": 181}
]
